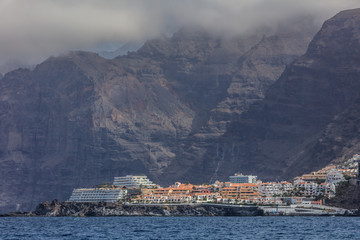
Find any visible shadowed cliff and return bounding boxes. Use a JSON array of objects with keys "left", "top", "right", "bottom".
[{"left": 166, "top": 8, "right": 360, "bottom": 183}]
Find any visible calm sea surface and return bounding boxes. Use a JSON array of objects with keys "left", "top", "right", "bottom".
[{"left": 0, "top": 216, "right": 359, "bottom": 239}]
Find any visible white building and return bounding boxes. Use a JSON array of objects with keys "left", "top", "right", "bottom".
[
  {"left": 326, "top": 169, "right": 345, "bottom": 185},
  {"left": 258, "top": 182, "right": 281, "bottom": 196},
  {"left": 280, "top": 182, "right": 293, "bottom": 192},
  {"left": 258, "top": 182, "right": 293, "bottom": 197},
  {"left": 68, "top": 188, "right": 127, "bottom": 203},
  {"left": 113, "top": 175, "right": 157, "bottom": 189},
  {"left": 229, "top": 173, "right": 257, "bottom": 184},
  {"left": 294, "top": 181, "right": 318, "bottom": 196},
  {"left": 294, "top": 181, "right": 335, "bottom": 198},
  {"left": 318, "top": 183, "right": 336, "bottom": 198}
]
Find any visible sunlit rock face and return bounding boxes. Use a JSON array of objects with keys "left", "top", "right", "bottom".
[{"left": 0, "top": 21, "right": 316, "bottom": 212}]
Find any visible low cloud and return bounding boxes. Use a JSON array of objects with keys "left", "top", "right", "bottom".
[{"left": 0, "top": 0, "right": 358, "bottom": 65}]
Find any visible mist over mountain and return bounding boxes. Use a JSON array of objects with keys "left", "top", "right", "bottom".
[
  {"left": 0, "top": 60, "right": 35, "bottom": 76},
  {"left": 0, "top": 0, "right": 358, "bottom": 65},
  {"left": 99, "top": 41, "right": 144, "bottom": 59}
]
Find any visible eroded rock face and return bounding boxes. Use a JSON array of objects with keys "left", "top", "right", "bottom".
[
  {"left": 0, "top": 24, "right": 315, "bottom": 212},
  {"left": 298, "top": 96, "right": 360, "bottom": 169},
  {"left": 326, "top": 183, "right": 360, "bottom": 210},
  {"left": 174, "top": 8, "right": 360, "bottom": 183}
]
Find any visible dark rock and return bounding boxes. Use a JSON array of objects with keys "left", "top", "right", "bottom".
[
  {"left": 299, "top": 96, "right": 360, "bottom": 167},
  {"left": 166, "top": 8, "right": 360, "bottom": 183},
  {"left": 33, "top": 201, "right": 263, "bottom": 217},
  {"left": 326, "top": 182, "right": 360, "bottom": 210}
]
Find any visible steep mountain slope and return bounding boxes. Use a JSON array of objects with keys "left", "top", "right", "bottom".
[
  {"left": 0, "top": 25, "right": 314, "bottom": 212},
  {"left": 164, "top": 8, "right": 360, "bottom": 183},
  {"left": 298, "top": 96, "right": 360, "bottom": 168},
  {"left": 204, "top": 30, "right": 314, "bottom": 136}
]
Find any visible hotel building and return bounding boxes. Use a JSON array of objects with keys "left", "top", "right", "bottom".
[
  {"left": 229, "top": 173, "right": 257, "bottom": 184},
  {"left": 113, "top": 175, "right": 157, "bottom": 189},
  {"left": 68, "top": 188, "right": 127, "bottom": 203}
]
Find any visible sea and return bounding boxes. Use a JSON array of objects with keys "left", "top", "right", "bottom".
[{"left": 0, "top": 216, "right": 359, "bottom": 239}]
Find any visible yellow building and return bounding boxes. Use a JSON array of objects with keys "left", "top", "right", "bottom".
[
  {"left": 301, "top": 165, "right": 337, "bottom": 181},
  {"left": 220, "top": 183, "right": 259, "bottom": 200}
]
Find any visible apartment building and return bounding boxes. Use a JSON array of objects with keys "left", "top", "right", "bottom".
[
  {"left": 326, "top": 169, "right": 345, "bottom": 184},
  {"left": 113, "top": 175, "right": 157, "bottom": 189},
  {"left": 221, "top": 183, "right": 259, "bottom": 200},
  {"left": 68, "top": 188, "right": 127, "bottom": 203},
  {"left": 258, "top": 182, "right": 293, "bottom": 197},
  {"left": 301, "top": 165, "right": 337, "bottom": 182}
]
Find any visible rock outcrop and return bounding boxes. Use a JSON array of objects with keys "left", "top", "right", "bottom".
[
  {"left": 326, "top": 182, "right": 360, "bottom": 211},
  {"left": 33, "top": 200, "right": 263, "bottom": 217}
]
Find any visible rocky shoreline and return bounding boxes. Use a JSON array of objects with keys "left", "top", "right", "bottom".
[
  {"left": 0, "top": 200, "right": 263, "bottom": 217},
  {"left": 2, "top": 200, "right": 359, "bottom": 217}
]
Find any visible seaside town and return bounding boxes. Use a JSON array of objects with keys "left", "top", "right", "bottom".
[{"left": 68, "top": 154, "right": 360, "bottom": 208}]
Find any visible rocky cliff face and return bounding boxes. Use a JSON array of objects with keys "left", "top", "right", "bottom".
[
  {"left": 0, "top": 22, "right": 316, "bottom": 212},
  {"left": 297, "top": 96, "right": 360, "bottom": 168},
  {"left": 169, "top": 8, "right": 360, "bottom": 183},
  {"left": 327, "top": 182, "right": 360, "bottom": 210}
]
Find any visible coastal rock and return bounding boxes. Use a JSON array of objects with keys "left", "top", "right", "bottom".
[{"left": 33, "top": 200, "right": 263, "bottom": 217}]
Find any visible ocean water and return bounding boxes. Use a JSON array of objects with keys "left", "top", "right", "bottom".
[{"left": 0, "top": 216, "right": 359, "bottom": 239}]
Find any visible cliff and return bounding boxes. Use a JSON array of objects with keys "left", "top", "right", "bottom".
[
  {"left": 0, "top": 23, "right": 314, "bottom": 213},
  {"left": 163, "top": 8, "right": 360, "bottom": 183}
]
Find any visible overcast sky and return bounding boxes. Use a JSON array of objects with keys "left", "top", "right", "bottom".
[{"left": 0, "top": 0, "right": 358, "bottom": 65}]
